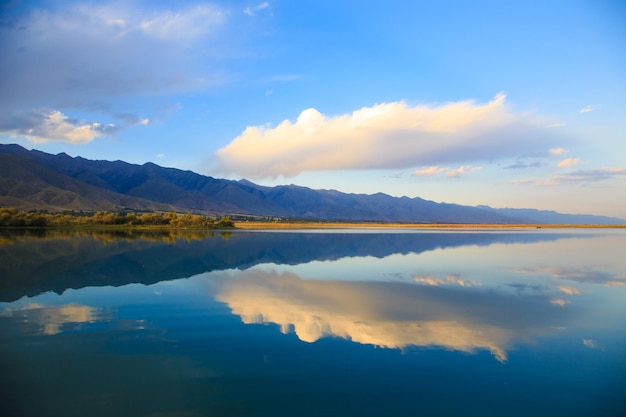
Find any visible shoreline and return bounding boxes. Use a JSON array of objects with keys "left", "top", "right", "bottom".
[
  {"left": 234, "top": 222, "right": 626, "bottom": 230},
  {"left": 2, "top": 222, "right": 625, "bottom": 232}
]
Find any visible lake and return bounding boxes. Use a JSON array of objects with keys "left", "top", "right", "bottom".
[{"left": 1, "top": 228, "right": 625, "bottom": 416}]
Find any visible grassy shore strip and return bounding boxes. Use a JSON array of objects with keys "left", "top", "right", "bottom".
[{"left": 235, "top": 222, "right": 626, "bottom": 230}]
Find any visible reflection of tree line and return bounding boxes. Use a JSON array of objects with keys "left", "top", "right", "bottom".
[
  {"left": 0, "top": 230, "right": 581, "bottom": 302},
  {"left": 0, "top": 228, "right": 233, "bottom": 245},
  {"left": 0, "top": 207, "right": 235, "bottom": 229}
]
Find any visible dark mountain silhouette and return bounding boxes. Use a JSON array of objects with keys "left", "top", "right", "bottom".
[{"left": 1, "top": 144, "right": 623, "bottom": 224}]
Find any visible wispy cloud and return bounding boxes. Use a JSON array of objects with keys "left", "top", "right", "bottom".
[
  {"left": 582, "top": 339, "right": 600, "bottom": 349},
  {"left": 413, "top": 274, "right": 481, "bottom": 287},
  {"left": 505, "top": 148, "right": 573, "bottom": 170},
  {"left": 550, "top": 299, "right": 569, "bottom": 307},
  {"left": 504, "top": 161, "right": 547, "bottom": 170},
  {"left": 137, "top": 5, "right": 224, "bottom": 40},
  {"left": 214, "top": 93, "right": 569, "bottom": 178},
  {"left": 514, "top": 167, "right": 626, "bottom": 187},
  {"left": 580, "top": 104, "right": 599, "bottom": 113},
  {"left": 553, "top": 168, "right": 626, "bottom": 184},
  {"left": 244, "top": 2, "right": 270, "bottom": 17},
  {"left": 0, "top": 2, "right": 230, "bottom": 143},
  {"left": 1, "top": 2, "right": 227, "bottom": 100},
  {"left": 558, "top": 286, "right": 581, "bottom": 295},
  {"left": 515, "top": 266, "right": 625, "bottom": 287}
]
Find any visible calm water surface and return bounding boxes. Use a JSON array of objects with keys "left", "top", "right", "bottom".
[{"left": 1, "top": 228, "right": 625, "bottom": 416}]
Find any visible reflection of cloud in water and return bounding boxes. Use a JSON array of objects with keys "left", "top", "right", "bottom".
[
  {"left": 515, "top": 266, "right": 625, "bottom": 287},
  {"left": 557, "top": 286, "right": 581, "bottom": 295},
  {"left": 0, "top": 302, "right": 106, "bottom": 335},
  {"left": 582, "top": 339, "right": 600, "bottom": 349},
  {"left": 414, "top": 274, "right": 481, "bottom": 287},
  {"left": 209, "top": 269, "right": 573, "bottom": 363}
]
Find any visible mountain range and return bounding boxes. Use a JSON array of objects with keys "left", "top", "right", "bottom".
[{"left": 1, "top": 144, "right": 623, "bottom": 224}]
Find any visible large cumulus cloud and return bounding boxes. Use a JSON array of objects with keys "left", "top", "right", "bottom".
[{"left": 214, "top": 93, "right": 568, "bottom": 178}]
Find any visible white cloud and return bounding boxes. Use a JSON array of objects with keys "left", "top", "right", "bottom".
[
  {"left": 549, "top": 147, "right": 567, "bottom": 155},
  {"left": 447, "top": 165, "right": 482, "bottom": 178},
  {"left": 414, "top": 274, "right": 482, "bottom": 287},
  {"left": 556, "top": 157, "right": 580, "bottom": 168},
  {"left": 413, "top": 165, "right": 482, "bottom": 178},
  {"left": 550, "top": 299, "right": 569, "bottom": 307},
  {"left": 215, "top": 93, "right": 568, "bottom": 178},
  {"left": 580, "top": 104, "right": 598, "bottom": 113},
  {"left": 413, "top": 166, "right": 447, "bottom": 177},
  {"left": 3, "top": 110, "right": 115, "bottom": 144},
  {"left": 558, "top": 286, "right": 581, "bottom": 295}
]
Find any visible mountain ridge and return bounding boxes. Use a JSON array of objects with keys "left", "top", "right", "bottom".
[{"left": 1, "top": 144, "right": 623, "bottom": 224}]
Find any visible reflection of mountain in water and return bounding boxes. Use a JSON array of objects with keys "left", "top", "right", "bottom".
[{"left": 0, "top": 230, "right": 589, "bottom": 301}]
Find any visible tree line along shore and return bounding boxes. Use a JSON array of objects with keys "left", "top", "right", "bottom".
[
  {"left": 2, "top": 207, "right": 624, "bottom": 230},
  {"left": 0, "top": 207, "right": 235, "bottom": 229}
]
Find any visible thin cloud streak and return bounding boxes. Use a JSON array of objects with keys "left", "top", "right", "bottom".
[
  {"left": 243, "top": 2, "right": 270, "bottom": 16},
  {"left": 514, "top": 168, "right": 626, "bottom": 187},
  {"left": 556, "top": 158, "right": 580, "bottom": 168},
  {"left": 515, "top": 266, "right": 626, "bottom": 287},
  {"left": 413, "top": 165, "right": 482, "bottom": 178},
  {"left": 413, "top": 274, "right": 482, "bottom": 287},
  {"left": 214, "top": 93, "right": 569, "bottom": 178},
  {"left": 580, "top": 104, "right": 599, "bottom": 114},
  {"left": 504, "top": 161, "right": 547, "bottom": 170}
]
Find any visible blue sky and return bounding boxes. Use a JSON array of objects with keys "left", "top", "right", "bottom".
[{"left": 1, "top": 0, "right": 625, "bottom": 218}]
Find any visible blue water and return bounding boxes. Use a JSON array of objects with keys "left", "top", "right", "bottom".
[{"left": 1, "top": 229, "right": 625, "bottom": 416}]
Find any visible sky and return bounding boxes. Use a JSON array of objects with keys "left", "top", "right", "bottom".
[{"left": 1, "top": 0, "right": 625, "bottom": 218}]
